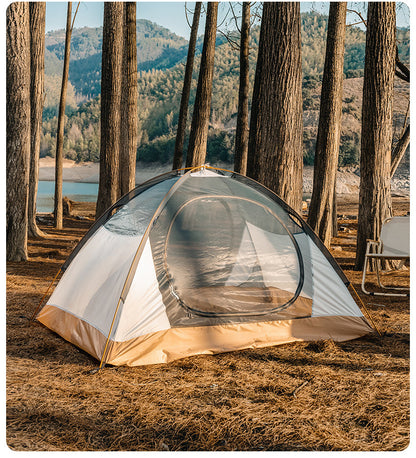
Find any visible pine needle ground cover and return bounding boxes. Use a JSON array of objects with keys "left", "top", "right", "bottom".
[{"left": 6, "top": 197, "right": 409, "bottom": 451}]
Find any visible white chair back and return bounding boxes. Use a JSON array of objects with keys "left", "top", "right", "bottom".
[{"left": 380, "top": 216, "right": 410, "bottom": 256}]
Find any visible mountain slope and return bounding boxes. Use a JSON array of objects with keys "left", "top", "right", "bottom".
[
  {"left": 44, "top": 19, "right": 189, "bottom": 103},
  {"left": 41, "top": 12, "right": 409, "bottom": 166}
]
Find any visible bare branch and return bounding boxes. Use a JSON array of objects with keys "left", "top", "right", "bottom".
[
  {"left": 184, "top": 2, "right": 192, "bottom": 29},
  {"left": 250, "top": 2, "right": 263, "bottom": 22},
  {"left": 396, "top": 69, "right": 410, "bottom": 82},
  {"left": 395, "top": 45, "right": 410, "bottom": 82},
  {"left": 391, "top": 124, "right": 410, "bottom": 177},
  {"left": 402, "top": 99, "right": 410, "bottom": 131},
  {"left": 217, "top": 29, "right": 240, "bottom": 50},
  {"left": 217, "top": 4, "right": 231, "bottom": 30},
  {"left": 70, "top": 2, "right": 80, "bottom": 32},
  {"left": 229, "top": 2, "right": 241, "bottom": 34},
  {"left": 346, "top": 21, "right": 365, "bottom": 28},
  {"left": 347, "top": 8, "right": 367, "bottom": 28}
]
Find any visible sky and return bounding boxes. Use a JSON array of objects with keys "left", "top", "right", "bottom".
[
  {"left": 46, "top": 2, "right": 201, "bottom": 38},
  {"left": 45, "top": 1, "right": 410, "bottom": 39}
]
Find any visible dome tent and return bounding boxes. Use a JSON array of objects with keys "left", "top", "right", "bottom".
[{"left": 36, "top": 166, "right": 373, "bottom": 367}]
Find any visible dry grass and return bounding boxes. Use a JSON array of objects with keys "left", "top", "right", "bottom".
[{"left": 6, "top": 197, "right": 410, "bottom": 451}]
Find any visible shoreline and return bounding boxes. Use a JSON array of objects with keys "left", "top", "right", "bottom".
[{"left": 38, "top": 157, "right": 410, "bottom": 196}]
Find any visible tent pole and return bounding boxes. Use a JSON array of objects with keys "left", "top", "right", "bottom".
[
  {"left": 98, "top": 297, "right": 124, "bottom": 370},
  {"left": 349, "top": 283, "right": 382, "bottom": 336},
  {"left": 97, "top": 168, "right": 199, "bottom": 369}
]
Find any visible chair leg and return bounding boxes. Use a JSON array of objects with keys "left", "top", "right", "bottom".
[
  {"left": 376, "top": 258, "right": 409, "bottom": 292},
  {"left": 362, "top": 255, "right": 409, "bottom": 297},
  {"left": 378, "top": 263, "right": 409, "bottom": 292},
  {"left": 361, "top": 255, "right": 372, "bottom": 295},
  {"left": 375, "top": 258, "right": 382, "bottom": 288}
]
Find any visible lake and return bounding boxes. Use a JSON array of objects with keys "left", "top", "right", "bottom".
[
  {"left": 37, "top": 181, "right": 98, "bottom": 213},
  {"left": 36, "top": 180, "right": 311, "bottom": 213}
]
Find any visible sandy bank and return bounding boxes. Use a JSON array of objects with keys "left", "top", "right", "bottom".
[
  {"left": 39, "top": 157, "right": 170, "bottom": 186},
  {"left": 39, "top": 157, "right": 410, "bottom": 196}
]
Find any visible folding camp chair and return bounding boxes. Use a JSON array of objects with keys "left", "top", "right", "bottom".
[{"left": 361, "top": 215, "right": 410, "bottom": 297}]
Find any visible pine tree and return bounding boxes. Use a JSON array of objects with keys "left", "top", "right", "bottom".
[
  {"left": 234, "top": 2, "right": 251, "bottom": 175},
  {"left": 172, "top": 2, "right": 202, "bottom": 170},
  {"left": 54, "top": 2, "right": 79, "bottom": 229},
  {"left": 28, "top": 2, "right": 47, "bottom": 238},
  {"left": 307, "top": 3, "right": 347, "bottom": 247},
  {"left": 355, "top": 3, "right": 396, "bottom": 270},
  {"left": 247, "top": 2, "right": 303, "bottom": 212},
  {"left": 119, "top": 2, "right": 138, "bottom": 196},
  {"left": 185, "top": 2, "right": 219, "bottom": 168},
  {"left": 96, "top": 2, "right": 124, "bottom": 218},
  {"left": 6, "top": 2, "right": 31, "bottom": 261}
]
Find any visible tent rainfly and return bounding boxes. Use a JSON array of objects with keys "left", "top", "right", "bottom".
[{"left": 35, "top": 166, "right": 373, "bottom": 367}]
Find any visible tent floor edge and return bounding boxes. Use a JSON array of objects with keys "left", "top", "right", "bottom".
[{"left": 38, "top": 304, "right": 374, "bottom": 367}]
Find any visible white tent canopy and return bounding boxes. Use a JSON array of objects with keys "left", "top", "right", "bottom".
[{"left": 36, "top": 167, "right": 373, "bottom": 367}]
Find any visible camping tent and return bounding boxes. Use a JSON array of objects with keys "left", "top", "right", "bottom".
[{"left": 36, "top": 166, "right": 373, "bottom": 367}]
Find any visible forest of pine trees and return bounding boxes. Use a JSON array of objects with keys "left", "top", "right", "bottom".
[{"left": 6, "top": 2, "right": 411, "bottom": 271}]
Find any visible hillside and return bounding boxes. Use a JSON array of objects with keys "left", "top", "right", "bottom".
[
  {"left": 44, "top": 19, "right": 190, "bottom": 104},
  {"left": 41, "top": 12, "right": 410, "bottom": 166}
]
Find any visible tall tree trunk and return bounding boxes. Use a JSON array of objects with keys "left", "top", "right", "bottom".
[
  {"left": 172, "top": 2, "right": 202, "bottom": 170},
  {"left": 355, "top": 2, "right": 396, "bottom": 270},
  {"left": 54, "top": 2, "right": 74, "bottom": 230},
  {"left": 28, "top": 2, "right": 46, "bottom": 238},
  {"left": 234, "top": 2, "right": 250, "bottom": 175},
  {"left": 185, "top": 2, "right": 218, "bottom": 168},
  {"left": 96, "top": 2, "right": 124, "bottom": 218},
  {"left": 307, "top": 2, "right": 347, "bottom": 247},
  {"left": 247, "top": 2, "right": 303, "bottom": 213},
  {"left": 119, "top": 2, "right": 138, "bottom": 196},
  {"left": 6, "top": 2, "right": 31, "bottom": 261}
]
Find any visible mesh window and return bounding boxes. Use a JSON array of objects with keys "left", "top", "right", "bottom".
[
  {"left": 149, "top": 174, "right": 312, "bottom": 326},
  {"left": 104, "top": 177, "right": 179, "bottom": 236}
]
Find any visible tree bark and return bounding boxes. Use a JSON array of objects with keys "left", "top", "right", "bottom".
[
  {"left": 307, "top": 2, "right": 347, "bottom": 247},
  {"left": 6, "top": 2, "right": 31, "bottom": 261},
  {"left": 172, "top": 2, "right": 202, "bottom": 170},
  {"left": 28, "top": 2, "right": 47, "bottom": 238},
  {"left": 355, "top": 2, "right": 396, "bottom": 270},
  {"left": 54, "top": 2, "right": 73, "bottom": 229},
  {"left": 247, "top": 2, "right": 303, "bottom": 213},
  {"left": 119, "top": 2, "right": 138, "bottom": 196},
  {"left": 185, "top": 2, "right": 218, "bottom": 168},
  {"left": 96, "top": 2, "right": 123, "bottom": 218},
  {"left": 233, "top": 2, "right": 250, "bottom": 175}
]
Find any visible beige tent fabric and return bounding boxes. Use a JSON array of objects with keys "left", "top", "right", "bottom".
[
  {"left": 37, "top": 304, "right": 106, "bottom": 362},
  {"left": 106, "top": 315, "right": 373, "bottom": 366},
  {"left": 37, "top": 303, "right": 372, "bottom": 367}
]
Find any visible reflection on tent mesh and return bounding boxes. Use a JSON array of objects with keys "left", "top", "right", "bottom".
[{"left": 36, "top": 167, "right": 373, "bottom": 367}]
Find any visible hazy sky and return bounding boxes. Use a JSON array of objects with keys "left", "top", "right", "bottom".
[{"left": 45, "top": 2, "right": 410, "bottom": 39}]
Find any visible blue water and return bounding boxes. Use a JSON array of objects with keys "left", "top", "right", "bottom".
[
  {"left": 37, "top": 181, "right": 98, "bottom": 213},
  {"left": 36, "top": 180, "right": 312, "bottom": 214}
]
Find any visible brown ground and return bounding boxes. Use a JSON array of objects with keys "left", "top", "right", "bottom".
[{"left": 6, "top": 196, "right": 410, "bottom": 451}]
